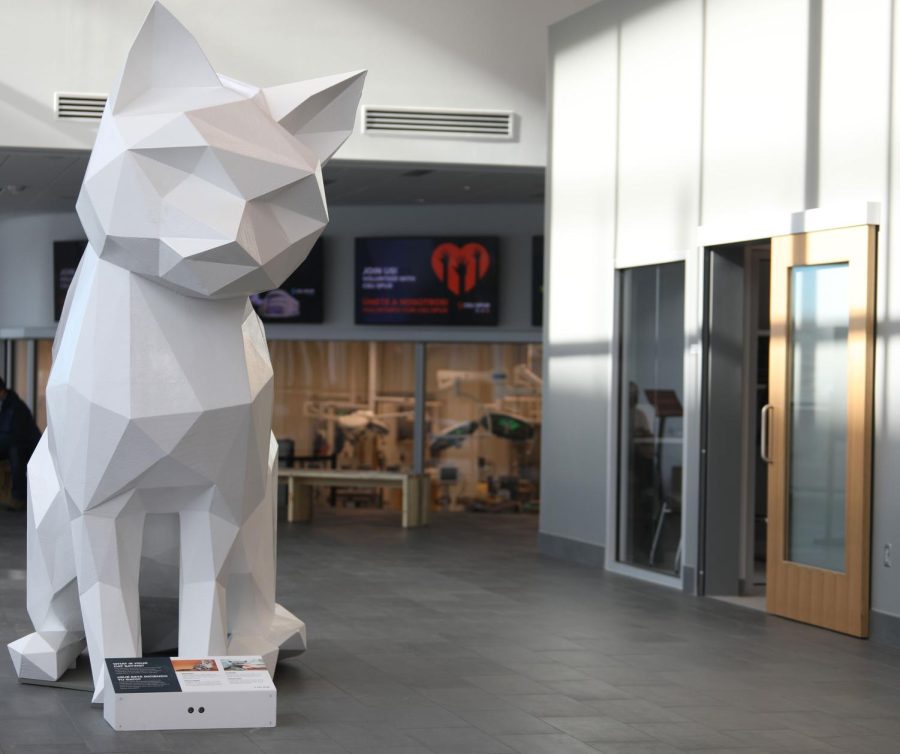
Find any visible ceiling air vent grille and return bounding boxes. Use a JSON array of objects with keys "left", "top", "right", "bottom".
[
  {"left": 362, "top": 106, "right": 514, "bottom": 140},
  {"left": 55, "top": 93, "right": 107, "bottom": 121}
]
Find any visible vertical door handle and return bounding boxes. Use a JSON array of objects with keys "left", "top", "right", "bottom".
[{"left": 760, "top": 404, "right": 773, "bottom": 463}]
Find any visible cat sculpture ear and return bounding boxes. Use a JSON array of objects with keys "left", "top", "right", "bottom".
[
  {"left": 262, "top": 70, "right": 367, "bottom": 164},
  {"left": 110, "top": 1, "right": 220, "bottom": 114}
]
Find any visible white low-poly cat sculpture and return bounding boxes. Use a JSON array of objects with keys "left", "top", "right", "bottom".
[{"left": 7, "top": 2, "right": 364, "bottom": 703}]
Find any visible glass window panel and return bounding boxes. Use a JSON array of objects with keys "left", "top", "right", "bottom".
[
  {"left": 617, "top": 263, "right": 685, "bottom": 574},
  {"left": 787, "top": 263, "right": 848, "bottom": 571},
  {"left": 425, "top": 343, "right": 542, "bottom": 514},
  {"left": 269, "top": 341, "right": 415, "bottom": 476}
]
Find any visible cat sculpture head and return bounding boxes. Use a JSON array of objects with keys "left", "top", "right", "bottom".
[{"left": 76, "top": 2, "right": 364, "bottom": 299}]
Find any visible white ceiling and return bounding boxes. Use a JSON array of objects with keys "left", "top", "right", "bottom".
[
  {"left": 0, "top": 150, "right": 89, "bottom": 214},
  {"left": 0, "top": 149, "right": 544, "bottom": 216},
  {"left": 325, "top": 161, "right": 545, "bottom": 205}
]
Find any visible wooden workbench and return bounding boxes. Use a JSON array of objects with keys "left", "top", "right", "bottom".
[{"left": 277, "top": 468, "right": 430, "bottom": 528}]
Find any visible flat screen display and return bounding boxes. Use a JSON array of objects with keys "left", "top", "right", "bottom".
[
  {"left": 54, "top": 240, "right": 87, "bottom": 321},
  {"left": 250, "top": 239, "right": 324, "bottom": 323},
  {"left": 532, "top": 235, "right": 544, "bottom": 327},
  {"left": 355, "top": 237, "right": 499, "bottom": 326}
]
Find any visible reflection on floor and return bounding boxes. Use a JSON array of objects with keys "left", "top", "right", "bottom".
[
  {"left": 2, "top": 506, "right": 900, "bottom": 753},
  {"left": 709, "top": 594, "right": 767, "bottom": 613}
]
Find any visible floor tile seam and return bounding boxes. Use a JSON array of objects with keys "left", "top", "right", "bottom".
[
  {"left": 41, "top": 696, "right": 111, "bottom": 749},
  {"left": 454, "top": 720, "right": 560, "bottom": 738},
  {"left": 759, "top": 713, "right": 888, "bottom": 732},
  {"left": 628, "top": 721, "right": 756, "bottom": 744},
  {"left": 536, "top": 714, "right": 663, "bottom": 745},
  {"left": 314, "top": 725, "right": 428, "bottom": 751},
  {"left": 345, "top": 701, "right": 474, "bottom": 729}
]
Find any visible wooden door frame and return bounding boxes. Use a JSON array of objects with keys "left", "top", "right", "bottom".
[{"left": 766, "top": 224, "right": 876, "bottom": 637}]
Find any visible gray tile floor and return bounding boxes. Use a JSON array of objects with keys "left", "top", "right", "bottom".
[{"left": 2, "top": 506, "right": 900, "bottom": 753}]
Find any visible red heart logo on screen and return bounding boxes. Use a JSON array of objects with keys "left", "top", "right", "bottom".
[{"left": 431, "top": 243, "right": 491, "bottom": 295}]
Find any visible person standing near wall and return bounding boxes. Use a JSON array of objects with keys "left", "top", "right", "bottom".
[{"left": 0, "top": 377, "right": 41, "bottom": 510}]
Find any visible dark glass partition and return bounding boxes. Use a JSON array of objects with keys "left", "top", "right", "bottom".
[{"left": 617, "top": 263, "right": 685, "bottom": 574}]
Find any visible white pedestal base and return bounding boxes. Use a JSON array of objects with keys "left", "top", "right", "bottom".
[{"left": 103, "top": 656, "right": 276, "bottom": 731}]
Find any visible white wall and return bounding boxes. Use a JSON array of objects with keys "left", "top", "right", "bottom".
[
  {"left": 817, "top": 1, "right": 891, "bottom": 208},
  {"left": 0, "top": 212, "right": 84, "bottom": 329},
  {"left": 539, "top": 7, "right": 618, "bottom": 553},
  {"left": 547, "top": 0, "right": 900, "bottom": 615},
  {"left": 873, "top": 0, "right": 900, "bottom": 623},
  {"left": 0, "top": 204, "right": 543, "bottom": 341},
  {"left": 0, "top": 0, "right": 593, "bottom": 168},
  {"left": 702, "top": 0, "right": 809, "bottom": 225},
  {"left": 616, "top": 0, "right": 702, "bottom": 267}
]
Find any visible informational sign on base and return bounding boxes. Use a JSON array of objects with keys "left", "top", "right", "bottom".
[{"left": 104, "top": 656, "right": 276, "bottom": 731}]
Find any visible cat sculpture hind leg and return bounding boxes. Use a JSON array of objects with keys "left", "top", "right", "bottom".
[
  {"left": 8, "top": 2, "right": 363, "bottom": 704},
  {"left": 8, "top": 434, "right": 85, "bottom": 683}
]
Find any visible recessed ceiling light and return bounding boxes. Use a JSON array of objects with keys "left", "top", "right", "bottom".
[{"left": 462, "top": 185, "right": 472, "bottom": 191}]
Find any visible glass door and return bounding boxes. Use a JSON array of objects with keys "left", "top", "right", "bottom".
[{"left": 764, "top": 225, "right": 876, "bottom": 636}]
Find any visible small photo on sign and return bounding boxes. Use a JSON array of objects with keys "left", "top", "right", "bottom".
[
  {"left": 221, "top": 657, "right": 266, "bottom": 671},
  {"left": 172, "top": 658, "right": 218, "bottom": 672}
]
